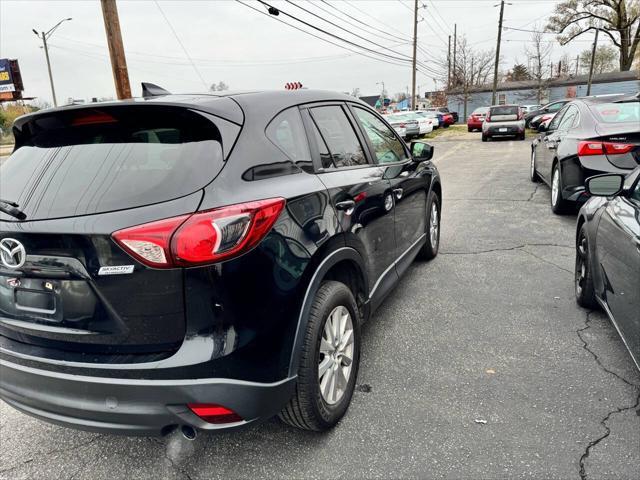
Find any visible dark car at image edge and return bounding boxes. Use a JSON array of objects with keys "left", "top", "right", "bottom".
[
  {"left": 575, "top": 168, "right": 640, "bottom": 370},
  {"left": 530, "top": 94, "right": 640, "bottom": 214},
  {"left": 0, "top": 87, "right": 442, "bottom": 437}
]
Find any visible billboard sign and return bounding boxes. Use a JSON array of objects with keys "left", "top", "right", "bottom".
[{"left": 0, "top": 59, "right": 16, "bottom": 93}]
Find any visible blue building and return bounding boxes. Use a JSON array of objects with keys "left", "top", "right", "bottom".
[{"left": 447, "top": 70, "right": 639, "bottom": 121}]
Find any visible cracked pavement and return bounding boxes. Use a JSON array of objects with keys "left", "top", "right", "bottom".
[{"left": 1, "top": 136, "right": 638, "bottom": 479}]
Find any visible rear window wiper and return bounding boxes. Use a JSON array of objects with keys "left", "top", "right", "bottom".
[{"left": 0, "top": 199, "right": 27, "bottom": 220}]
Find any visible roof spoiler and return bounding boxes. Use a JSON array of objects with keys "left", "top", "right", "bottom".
[{"left": 141, "top": 82, "right": 171, "bottom": 98}]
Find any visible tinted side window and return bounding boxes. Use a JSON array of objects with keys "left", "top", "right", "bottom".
[
  {"left": 548, "top": 102, "right": 565, "bottom": 112},
  {"left": 547, "top": 107, "right": 567, "bottom": 131},
  {"left": 265, "top": 108, "right": 310, "bottom": 162},
  {"left": 310, "top": 106, "right": 367, "bottom": 169},
  {"left": 558, "top": 105, "right": 578, "bottom": 131},
  {"left": 353, "top": 107, "right": 408, "bottom": 164}
]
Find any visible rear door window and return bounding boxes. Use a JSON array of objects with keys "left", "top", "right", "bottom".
[
  {"left": 557, "top": 105, "right": 579, "bottom": 131},
  {"left": 309, "top": 106, "right": 367, "bottom": 169},
  {"left": 2, "top": 106, "right": 229, "bottom": 221}
]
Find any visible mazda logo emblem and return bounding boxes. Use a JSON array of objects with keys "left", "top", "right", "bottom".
[{"left": 0, "top": 238, "right": 26, "bottom": 269}]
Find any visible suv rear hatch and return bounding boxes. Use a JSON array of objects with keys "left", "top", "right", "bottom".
[{"left": 0, "top": 103, "right": 240, "bottom": 358}]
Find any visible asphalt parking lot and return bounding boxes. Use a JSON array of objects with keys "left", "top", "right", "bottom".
[{"left": 1, "top": 134, "right": 638, "bottom": 480}]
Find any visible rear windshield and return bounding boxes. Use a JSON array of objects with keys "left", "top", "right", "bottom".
[
  {"left": 472, "top": 107, "right": 489, "bottom": 114},
  {"left": 490, "top": 106, "right": 519, "bottom": 115},
  {"left": 2, "top": 106, "right": 227, "bottom": 221},
  {"left": 591, "top": 102, "right": 640, "bottom": 124}
]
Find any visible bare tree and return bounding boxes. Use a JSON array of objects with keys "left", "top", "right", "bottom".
[
  {"left": 446, "top": 36, "right": 495, "bottom": 118},
  {"left": 526, "top": 27, "right": 553, "bottom": 103},
  {"left": 547, "top": 0, "right": 640, "bottom": 71},
  {"left": 579, "top": 45, "right": 618, "bottom": 74}
]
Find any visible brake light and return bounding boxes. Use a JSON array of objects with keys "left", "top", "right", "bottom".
[
  {"left": 188, "top": 404, "right": 243, "bottom": 424},
  {"left": 71, "top": 111, "right": 117, "bottom": 126},
  {"left": 578, "top": 141, "right": 635, "bottom": 156},
  {"left": 112, "top": 198, "right": 285, "bottom": 268},
  {"left": 399, "top": 123, "right": 406, "bottom": 128}
]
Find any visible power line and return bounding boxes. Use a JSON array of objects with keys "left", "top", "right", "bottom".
[
  {"left": 316, "top": 0, "right": 412, "bottom": 45},
  {"left": 153, "top": 0, "right": 208, "bottom": 89},
  {"left": 342, "top": 0, "right": 413, "bottom": 39},
  {"left": 236, "top": 0, "right": 440, "bottom": 76},
  {"left": 283, "top": 0, "right": 417, "bottom": 64},
  {"left": 252, "top": 0, "right": 442, "bottom": 75}
]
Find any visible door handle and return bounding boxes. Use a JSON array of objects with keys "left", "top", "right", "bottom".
[
  {"left": 335, "top": 200, "right": 356, "bottom": 215},
  {"left": 393, "top": 188, "right": 403, "bottom": 200}
]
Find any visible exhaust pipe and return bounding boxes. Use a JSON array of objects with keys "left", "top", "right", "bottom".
[{"left": 180, "top": 425, "right": 197, "bottom": 441}]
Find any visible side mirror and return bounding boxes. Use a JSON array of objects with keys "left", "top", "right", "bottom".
[
  {"left": 538, "top": 123, "right": 547, "bottom": 132},
  {"left": 586, "top": 174, "right": 625, "bottom": 197},
  {"left": 411, "top": 141, "right": 434, "bottom": 161}
]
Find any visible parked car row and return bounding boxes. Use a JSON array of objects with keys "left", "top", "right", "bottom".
[
  {"left": 383, "top": 111, "right": 440, "bottom": 140},
  {"left": 529, "top": 92, "right": 640, "bottom": 370}
]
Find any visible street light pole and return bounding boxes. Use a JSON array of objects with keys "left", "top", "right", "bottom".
[{"left": 33, "top": 18, "right": 72, "bottom": 107}]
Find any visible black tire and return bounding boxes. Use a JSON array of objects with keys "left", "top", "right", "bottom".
[
  {"left": 279, "top": 281, "right": 360, "bottom": 431},
  {"left": 468, "top": 126, "right": 472, "bottom": 132},
  {"left": 482, "top": 133, "right": 488, "bottom": 142},
  {"left": 417, "top": 190, "right": 440, "bottom": 260},
  {"left": 550, "top": 163, "right": 570, "bottom": 214},
  {"left": 575, "top": 223, "right": 598, "bottom": 309},
  {"left": 519, "top": 132, "right": 526, "bottom": 140},
  {"left": 530, "top": 148, "right": 541, "bottom": 182},
  {"left": 443, "top": 124, "right": 450, "bottom": 129}
]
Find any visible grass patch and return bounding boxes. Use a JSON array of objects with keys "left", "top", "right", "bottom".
[{"left": 421, "top": 124, "right": 468, "bottom": 139}]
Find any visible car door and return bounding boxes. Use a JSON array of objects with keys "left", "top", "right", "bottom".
[
  {"left": 538, "top": 105, "right": 572, "bottom": 181},
  {"left": 595, "top": 179, "right": 640, "bottom": 364},
  {"left": 348, "top": 105, "right": 429, "bottom": 281},
  {"left": 301, "top": 104, "right": 397, "bottom": 300}
]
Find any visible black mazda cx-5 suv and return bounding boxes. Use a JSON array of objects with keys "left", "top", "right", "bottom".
[{"left": 0, "top": 86, "right": 442, "bottom": 436}]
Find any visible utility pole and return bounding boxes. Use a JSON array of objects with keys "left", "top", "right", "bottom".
[
  {"left": 453, "top": 23, "right": 457, "bottom": 86},
  {"left": 491, "top": 0, "right": 505, "bottom": 105},
  {"left": 101, "top": 0, "right": 131, "bottom": 99},
  {"left": 447, "top": 35, "right": 451, "bottom": 90},
  {"left": 411, "top": 0, "right": 418, "bottom": 111},
  {"left": 32, "top": 18, "right": 72, "bottom": 107},
  {"left": 586, "top": 28, "right": 599, "bottom": 96}
]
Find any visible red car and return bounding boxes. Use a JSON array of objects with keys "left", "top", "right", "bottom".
[
  {"left": 467, "top": 106, "right": 489, "bottom": 132},
  {"left": 442, "top": 112, "right": 455, "bottom": 127}
]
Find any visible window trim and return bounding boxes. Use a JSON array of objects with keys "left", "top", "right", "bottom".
[
  {"left": 264, "top": 106, "right": 312, "bottom": 163},
  {"left": 557, "top": 104, "right": 579, "bottom": 132},
  {"left": 346, "top": 103, "right": 412, "bottom": 167}
]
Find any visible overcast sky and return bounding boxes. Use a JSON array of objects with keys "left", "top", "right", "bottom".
[{"left": 0, "top": 0, "right": 606, "bottom": 104}]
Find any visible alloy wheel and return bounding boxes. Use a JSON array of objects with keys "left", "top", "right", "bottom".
[
  {"left": 575, "top": 233, "right": 588, "bottom": 296},
  {"left": 530, "top": 150, "right": 536, "bottom": 179},
  {"left": 429, "top": 202, "right": 439, "bottom": 248},
  {"left": 551, "top": 168, "right": 560, "bottom": 206},
  {"left": 318, "top": 305, "right": 354, "bottom": 405}
]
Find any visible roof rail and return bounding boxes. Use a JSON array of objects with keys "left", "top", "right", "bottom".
[{"left": 141, "top": 82, "right": 171, "bottom": 98}]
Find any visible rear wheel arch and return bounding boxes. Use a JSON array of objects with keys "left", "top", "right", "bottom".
[{"left": 287, "top": 246, "right": 368, "bottom": 377}]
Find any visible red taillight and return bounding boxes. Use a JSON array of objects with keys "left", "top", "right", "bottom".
[
  {"left": 399, "top": 123, "right": 406, "bottom": 128},
  {"left": 112, "top": 198, "right": 285, "bottom": 268},
  {"left": 188, "top": 403, "right": 243, "bottom": 424},
  {"left": 578, "top": 141, "right": 635, "bottom": 156},
  {"left": 71, "top": 111, "right": 118, "bottom": 126}
]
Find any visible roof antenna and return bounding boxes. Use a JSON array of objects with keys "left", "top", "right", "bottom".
[{"left": 141, "top": 82, "right": 171, "bottom": 98}]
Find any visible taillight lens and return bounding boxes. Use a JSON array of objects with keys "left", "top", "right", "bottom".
[
  {"left": 188, "top": 403, "right": 243, "bottom": 424},
  {"left": 112, "top": 198, "right": 285, "bottom": 268},
  {"left": 399, "top": 123, "right": 406, "bottom": 128},
  {"left": 578, "top": 141, "right": 635, "bottom": 156}
]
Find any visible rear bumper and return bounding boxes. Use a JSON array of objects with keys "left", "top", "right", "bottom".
[
  {"left": 0, "top": 358, "right": 296, "bottom": 436},
  {"left": 484, "top": 124, "right": 524, "bottom": 136}
]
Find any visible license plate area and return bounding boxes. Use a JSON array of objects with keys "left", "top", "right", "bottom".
[
  {"left": 499, "top": 128, "right": 508, "bottom": 132},
  {"left": 15, "top": 288, "right": 56, "bottom": 315}
]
